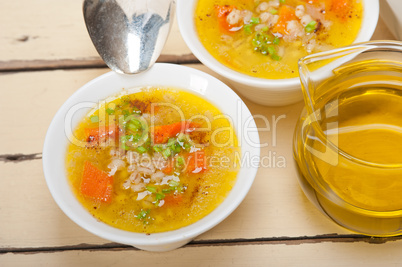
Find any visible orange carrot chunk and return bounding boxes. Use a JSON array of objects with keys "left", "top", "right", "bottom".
[
  {"left": 164, "top": 194, "right": 183, "bottom": 206},
  {"left": 80, "top": 161, "right": 113, "bottom": 203},
  {"left": 214, "top": 5, "right": 239, "bottom": 33},
  {"left": 328, "top": 0, "right": 352, "bottom": 21},
  {"left": 85, "top": 125, "right": 119, "bottom": 144},
  {"left": 162, "top": 164, "right": 174, "bottom": 175},
  {"left": 272, "top": 5, "right": 297, "bottom": 35},
  {"left": 187, "top": 151, "right": 207, "bottom": 174},
  {"left": 151, "top": 121, "right": 199, "bottom": 144}
]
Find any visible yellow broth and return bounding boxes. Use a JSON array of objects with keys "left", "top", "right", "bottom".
[
  {"left": 195, "top": 0, "right": 363, "bottom": 79},
  {"left": 66, "top": 87, "right": 240, "bottom": 233}
]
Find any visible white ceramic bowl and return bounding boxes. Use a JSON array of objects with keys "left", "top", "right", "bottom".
[
  {"left": 177, "top": 0, "right": 379, "bottom": 106},
  {"left": 43, "top": 63, "right": 260, "bottom": 252}
]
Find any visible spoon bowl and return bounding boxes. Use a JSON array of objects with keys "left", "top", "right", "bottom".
[{"left": 83, "top": 0, "right": 175, "bottom": 74}]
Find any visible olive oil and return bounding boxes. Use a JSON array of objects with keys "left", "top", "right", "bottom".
[{"left": 294, "top": 73, "right": 402, "bottom": 236}]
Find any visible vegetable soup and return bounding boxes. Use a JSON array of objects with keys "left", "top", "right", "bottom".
[
  {"left": 195, "top": 0, "right": 363, "bottom": 79},
  {"left": 65, "top": 87, "right": 240, "bottom": 234}
]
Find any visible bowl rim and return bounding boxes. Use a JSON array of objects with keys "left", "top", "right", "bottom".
[
  {"left": 42, "top": 63, "right": 260, "bottom": 247},
  {"left": 176, "top": 0, "right": 380, "bottom": 91}
]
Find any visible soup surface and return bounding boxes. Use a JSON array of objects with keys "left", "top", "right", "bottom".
[
  {"left": 66, "top": 87, "right": 239, "bottom": 233},
  {"left": 195, "top": 0, "right": 363, "bottom": 79}
]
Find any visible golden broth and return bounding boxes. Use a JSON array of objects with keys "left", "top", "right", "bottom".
[
  {"left": 66, "top": 87, "right": 240, "bottom": 233},
  {"left": 195, "top": 0, "right": 363, "bottom": 79}
]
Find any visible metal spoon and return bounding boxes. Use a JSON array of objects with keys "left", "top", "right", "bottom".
[{"left": 83, "top": 0, "right": 175, "bottom": 74}]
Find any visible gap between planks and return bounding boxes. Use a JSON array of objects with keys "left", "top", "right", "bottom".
[
  {"left": 0, "top": 54, "right": 199, "bottom": 73},
  {"left": 2, "top": 234, "right": 402, "bottom": 255},
  {"left": 0, "top": 153, "right": 42, "bottom": 163}
]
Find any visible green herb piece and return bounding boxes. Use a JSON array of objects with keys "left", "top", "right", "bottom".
[
  {"left": 120, "top": 135, "right": 132, "bottom": 150},
  {"left": 267, "top": 45, "right": 276, "bottom": 55},
  {"left": 176, "top": 156, "right": 185, "bottom": 167},
  {"left": 155, "top": 192, "right": 165, "bottom": 201},
  {"left": 279, "top": 0, "right": 285, "bottom": 3},
  {"left": 184, "top": 143, "right": 192, "bottom": 150},
  {"left": 171, "top": 143, "right": 181, "bottom": 154},
  {"left": 305, "top": 20, "right": 317, "bottom": 33},
  {"left": 131, "top": 118, "right": 142, "bottom": 128},
  {"left": 162, "top": 148, "right": 171, "bottom": 159},
  {"left": 122, "top": 110, "right": 130, "bottom": 118},
  {"left": 90, "top": 115, "right": 99, "bottom": 123},
  {"left": 136, "top": 209, "right": 150, "bottom": 220},
  {"left": 261, "top": 26, "right": 269, "bottom": 32},
  {"left": 244, "top": 24, "right": 252, "bottom": 34},
  {"left": 168, "top": 180, "right": 180, "bottom": 187},
  {"left": 269, "top": 9, "right": 278, "bottom": 15},
  {"left": 177, "top": 133, "right": 186, "bottom": 142},
  {"left": 162, "top": 188, "right": 173, "bottom": 194},
  {"left": 120, "top": 135, "right": 132, "bottom": 143},
  {"left": 121, "top": 96, "right": 131, "bottom": 106},
  {"left": 252, "top": 32, "right": 274, "bottom": 55},
  {"left": 250, "top": 17, "right": 260, "bottom": 24},
  {"left": 273, "top": 36, "right": 280, "bottom": 45},
  {"left": 271, "top": 54, "right": 281, "bottom": 61},
  {"left": 136, "top": 146, "right": 147, "bottom": 153},
  {"left": 167, "top": 138, "right": 176, "bottom": 147},
  {"left": 127, "top": 122, "right": 139, "bottom": 132},
  {"left": 106, "top": 108, "right": 115, "bottom": 115},
  {"left": 126, "top": 118, "right": 142, "bottom": 132},
  {"left": 146, "top": 186, "right": 157, "bottom": 193},
  {"left": 153, "top": 146, "right": 163, "bottom": 152},
  {"left": 132, "top": 106, "right": 141, "bottom": 114}
]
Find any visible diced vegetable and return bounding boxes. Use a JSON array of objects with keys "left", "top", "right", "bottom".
[
  {"left": 151, "top": 121, "right": 199, "bottom": 144},
  {"left": 136, "top": 146, "right": 147, "bottom": 153},
  {"left": 162, "top": 148, "right": 172, "bottom": 159},
  {"left": 252, "top": 32, "right": 280, "bottom": 60},
  {"left": 162, "top": 163, "right": 173, "bottom": 174},
  {"left": 132, "top": 106, "right": 141, "bottom": 114},
  {"left": 269, "top": 9, "right": 278, "bottom": 15},
  {"left": 106, "top": 108, "right": 115, "bottom": 115},
  {"left": 90, "top": 115, "right": 99, "bottom": 123},
  {"left": 167, "top": 138, "right": 176, "bottom": 147},
  {"left": 305, "top": 20, "right": 317, "bottom": 33},
  {"left": 85, "top": 125, "right": 119, "bottom": 144},
  {"left": 153, "top": 145, "right": 163, "bottom": 152},
  {"left": 126, "top": 118, "right": 142, "bottom": 132},
  {"left": 146, "top": 186, "right": 157, "bottom": 193},
  {"left": 176, "top": 156, "right": 185, "bottom": 167},
  {"left": 155, "top": 192, "right": 165, "bottom": 201},
  {"left": 164, "top": 194, "right": 183, "bottom": 206},
  {"left": 244, "top": 24, "right": 252, "bottom": 34},
  {"left": 168, "top": 180, "right": 180, "bottom": 187},
  {"left": 187, "top": 151, "right": 208, "bottom": 174},
  {"left": 215, "top": 5, "right": 240, "bottom": 33},
  {"left": 136, "top": 209, "right": 150, "bottom": 220},
  {"left": 328, "top": 0, "right": 352, "bottom": 21},
  {"left": 120, "top": 133, "right": 142, "bottom": 150},
  {"left": 80, "top": 161, "right": 113, "bottom": 202},
  {"left": 272, "top": 5, "right": 297, "bottom": 35},
  {"left": 250, "top": 17, "right": 260, "bottom": 24}
]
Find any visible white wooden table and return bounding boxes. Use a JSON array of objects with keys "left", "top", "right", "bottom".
[{"left": 1, "top": 1, "right": 400, "bottom": 266}]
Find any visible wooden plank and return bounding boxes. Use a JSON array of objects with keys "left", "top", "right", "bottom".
[
  {"left": 0, "top": 0, "right": 192, "bottom": 71},
  {"left": 3, "top": 241, "right": 402, "bottom": 266},
  {"left": 0, "top": 0, "right": 396, "bottom": 71}
]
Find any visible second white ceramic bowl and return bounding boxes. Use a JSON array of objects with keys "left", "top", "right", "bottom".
[{"left": 177, "top": 0, "right": 379, "bottom": 106}]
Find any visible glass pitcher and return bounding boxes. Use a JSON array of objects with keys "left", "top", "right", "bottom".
[{"left": 293, "top": 41, "right": 402, "bottom": 236}]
